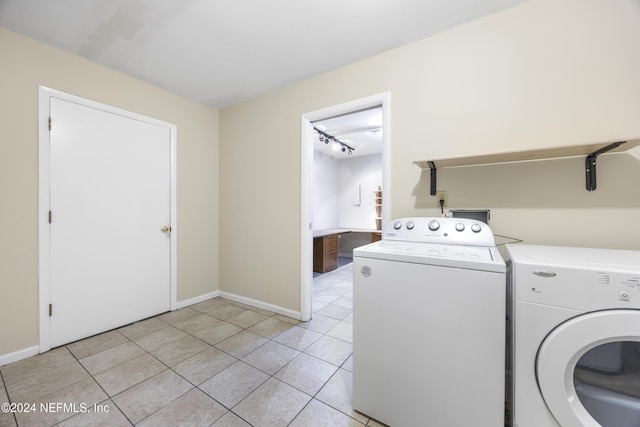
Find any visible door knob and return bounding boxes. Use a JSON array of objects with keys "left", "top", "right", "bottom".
[{"left": 160, "top": 226, "right": 170, "bottom": 232}]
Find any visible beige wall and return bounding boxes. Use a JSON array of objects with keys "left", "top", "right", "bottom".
[
  {"left": 0, "top": 28, "right": 220, "bottom": 357},
  {"left": 220, "top": 0, "right": 640, "bottom": 312}
]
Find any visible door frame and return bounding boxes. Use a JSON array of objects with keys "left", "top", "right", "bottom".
[
  {"left": 300, "top": 92, "right": 391, "bottom": 321},
  {"left": 38, "top": 86, "right": 177, "bottom": 352}
]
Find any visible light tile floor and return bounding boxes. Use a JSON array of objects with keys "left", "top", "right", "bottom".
[{"left": 0, "top": 262, "right": 388, "bottom": 426}]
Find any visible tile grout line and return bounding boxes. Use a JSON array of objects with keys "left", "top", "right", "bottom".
[
  {"left": 70, "top": 326, "right": 183, "bottom": 426},
  {"left": 0, "top": 368, "right": 19, "bottom": 426},
  {"left": 65, "top": 340, "right": 137, "bottom": 427},
  {"left": 105, "top": 320, "right": 215, "bottom": 426},
  {"left": 221, "top": 293, "right": 358, "bottom": 425},
  {"left": 109, "top": 304, "right": 281, "bottom": 426},
  {"left": 179, "top": 306, "right": 301, "bottom": 426},
  {"left": 189, "top": 297, "right": 357, "bottom": 425}
]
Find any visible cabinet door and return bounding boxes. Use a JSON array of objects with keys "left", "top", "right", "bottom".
[{"left": 323, "top": 235, "right": 338, "bottom": 271}]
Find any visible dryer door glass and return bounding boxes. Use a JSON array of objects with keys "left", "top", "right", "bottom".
[
  {"left": 536, "top": 310, "right": 640, "bottom": 427},
  {"left": 574, "top": 341, "right": 640, "bottom": 427}
]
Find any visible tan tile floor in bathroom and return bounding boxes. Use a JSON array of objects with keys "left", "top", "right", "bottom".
[{"left": 0, "top": 262, "right": 388, "bottom": 426}]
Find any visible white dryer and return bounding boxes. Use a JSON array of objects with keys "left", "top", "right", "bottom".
[
  {"left": 507, "top": 244, "right": 640, "bottom": 427},
  {"left": 353, "top": 217, "right": 506, "bottom": 427}
]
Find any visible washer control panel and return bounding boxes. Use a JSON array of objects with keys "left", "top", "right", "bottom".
[{"left": 384, "top": 217, "right": 496, "bottom": 247}]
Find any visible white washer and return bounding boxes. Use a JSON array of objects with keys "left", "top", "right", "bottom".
[
  {"left": 507, "top": 244, "right": 640, "bottom": 427},
  {"left": 353, "top": 217, "right": 506, "bottom": 427}
]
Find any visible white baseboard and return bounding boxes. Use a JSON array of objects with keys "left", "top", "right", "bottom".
[
  {"left": 0, "top": 345, "right": 39, "bottom": 367},
  {"left": 176, "top": 290, "right": 220, "bottom": 310},
  {"left": 219, "top": 291, "right": 301, "bottom": 321}
]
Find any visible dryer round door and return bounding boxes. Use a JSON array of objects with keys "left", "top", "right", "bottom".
[{"left": 536, "top": 309, "right": 640, "bottom": 427}]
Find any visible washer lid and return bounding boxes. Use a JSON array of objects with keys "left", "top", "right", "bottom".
[
  {"left": 536, "top": 310, "right": 640, "bottom": 427},
  {"left": 354, "top": 240, "right": 505, "bottom": 273}
]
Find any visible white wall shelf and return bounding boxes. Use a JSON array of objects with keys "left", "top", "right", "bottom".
[{"left": 414, "top": 139, "right": 640, "bottom": 195}]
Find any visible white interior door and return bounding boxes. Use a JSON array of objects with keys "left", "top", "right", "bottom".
[{"left": 47, "top": 96, "right": 172, "bottom": 348}]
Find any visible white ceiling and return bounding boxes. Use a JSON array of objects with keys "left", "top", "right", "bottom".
[{"left": 0, "top": 0, "right": 528, "bottom": 110}]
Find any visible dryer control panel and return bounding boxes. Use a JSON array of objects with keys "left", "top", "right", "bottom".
[
  {"left": 590, "top": 270, "right": 640, "bottom": 309},
  {"left": 383, "top": 217, "right": 496, "bottom": 247},
  {"left": 509, "top": 244, "right": 640, "bottom": 311}
]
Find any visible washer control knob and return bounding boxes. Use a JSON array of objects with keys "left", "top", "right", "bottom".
[
  {"left": 393, "top": 221, "right": 402, "bottom": 230},
  {"left": 428, "top": 220, "right": 440, "bottom": 231},
  {"left": 455, "top": 223, "right": 465, "bottom": 232},
  {"left": 406, "top": 221, "right": 415, "bottom": 230},
  {"left": 619, "top": 290, "right": 630, "bottom": 299},
  {"left": 471, "top": 223, "right": 482, "bottom": 233}
]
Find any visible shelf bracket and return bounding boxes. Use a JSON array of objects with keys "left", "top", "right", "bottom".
[
  {"left": 427, "top": 161, "right": 437, "bottom": 196},
  {"left": 585, "top": 141, "right": 625, "bottom": 191}
]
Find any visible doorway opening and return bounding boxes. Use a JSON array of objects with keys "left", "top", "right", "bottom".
[{"left": 300, "top": 93, "right": 391, "bottom": 321}]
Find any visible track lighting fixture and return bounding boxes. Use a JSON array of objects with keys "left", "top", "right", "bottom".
[{"left": 313, "top": 127, "right": 356, "bottom": 155}]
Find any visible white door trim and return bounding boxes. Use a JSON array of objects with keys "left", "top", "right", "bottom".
[
  {"left": 38, "top": 86, "right": 177, "bottom": 352},
  {"left": 300, "top": 92, "right": 391, "bottom": 321}
]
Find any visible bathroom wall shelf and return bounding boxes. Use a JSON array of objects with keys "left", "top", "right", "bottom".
[{"left": 414, "top": 139, "right": 640, "bottom": 195}]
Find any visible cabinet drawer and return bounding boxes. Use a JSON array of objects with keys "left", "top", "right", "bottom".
[{"left": 324, "top": 235, "right": 338, "bottom": 254}]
